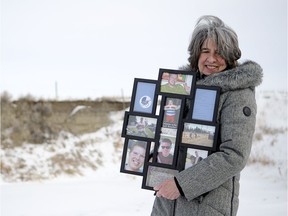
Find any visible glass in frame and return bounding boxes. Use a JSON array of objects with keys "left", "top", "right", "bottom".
[
  {"left": 191, "top": 86, "right": 221, "bottom": 122},
  {"left": 120, "top": 139, "right": 149, "bottom": 176},
  {"left": 121, "top": 112, "right": 159, "bottom": 141},
  {"left": 156, "top": 134, "right": 176, "bottom": 166},
  {"left": 181, "top": 121, "right": 218, "bottom": 151},
  {"left": 130, "top": 79, "right": 158, "bottom": 114},
  {"left": 158, "top": 68, "right": 196, "bottom": 96},
  {"left": 162, "top": 97, "right": 182, "bottom": 129},
  {"left": 142, "top": 163, "right": 179, "bottom": 190},
  {"left": 185, "top": 148, "right": 209, "bottom": 169},
  {"left": 177, "top": 146, "right": 210, "bottom": 171}
]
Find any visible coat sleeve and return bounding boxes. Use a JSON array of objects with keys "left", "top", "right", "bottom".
[{"left": 175, "top": 88, "right": 257, "bottom": 201}]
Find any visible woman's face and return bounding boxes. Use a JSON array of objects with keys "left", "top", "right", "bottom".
[{"left": 198, "top": 39, "right": 227, "bottom": 76}]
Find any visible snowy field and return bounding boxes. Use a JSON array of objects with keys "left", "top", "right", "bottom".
[
  {"left": 0, "top": 91, "right": 287, "bottom": 216},
  {"left": 0, "top": 162, "right": 287, "bottom": 216}
]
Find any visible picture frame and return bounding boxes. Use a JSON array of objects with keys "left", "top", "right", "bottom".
[
  {"left": 121, "top": 112, "right": 159, "bottom": 141},
  {"left": 119, "top": 68, "right": 222, "bottom": 192},
  {"left": 120, "top": 139, "right": 150, "bottom": 176},
  {"left": 157, "top": 68, "right": 196, "bottom": 96},
  {"left": 142, "top": 163, "right": 179, "bottom": 190},
  {"left": 181, "top": 121, "right": 219, "bottom": 151},
  {"left": 177, "top": 146, "right": 210, "bottom": 171},
  {"left": 130, "top": 78, "right": 158, "bottom": 114},
  {"left": 190, "top": 85, "right": 221, "bottom": 122}
]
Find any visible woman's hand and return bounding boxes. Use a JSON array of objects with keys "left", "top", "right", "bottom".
[{"left": 154, "top": 178, "right": 180, "bottom": 200}]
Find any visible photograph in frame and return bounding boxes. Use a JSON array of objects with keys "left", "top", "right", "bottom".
[
  {"left": 124, "top": 113, "right": 158, "bottom": 140},
  {"left": 156, "top": 134, "right": 176, "bottom": 165},
  {"left": 181, "top": 122, "right": 217, "bottom": 149},
  {"left": 120, "top": 139, "right": 149, "bottom": 175},
  {"left": 160, "top": 127, "right": 177, "bottom": 137},
  {"left": 131, "top": 79, "right": 158, "bottom": 114},
  {"left": 158, "top": 69, "right": 195, "bottom": 96},
  {"left": 142, "top": 164, "right": 179, "bottom": 190},
  {"left": 162, "top": 97, "right": 182, "bottom": 129},
  {"left": 184, "top": 148, "right": 209, "bottom": 169},
  {"left": 191, "top": 86, "right": 220, "bottom": 122}
]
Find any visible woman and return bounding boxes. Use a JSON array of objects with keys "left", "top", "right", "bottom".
[{"left": 151, "top": 15, "right": 263, "bottom": 216}]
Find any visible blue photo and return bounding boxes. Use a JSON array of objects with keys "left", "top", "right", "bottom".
[{"left": 133, "top": 82, "right": 156, "bottom": 114}]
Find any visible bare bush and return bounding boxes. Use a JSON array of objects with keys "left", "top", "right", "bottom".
[
  {"left": 253, "top": 132, "right": 263, "bottom": 141},
  {"left": 248, "top": 155, "right": 275, "bottom": 166},
  {"left": 1, "top": 94, "right": 130, "bottom": 146},
  {"left": 18, "top": 94, "right": 36, "bottom": 102},
  {"left": 259, "top": 125, "right": 286, "bottom": 135},
  {"left": 1, "top": 91, "right": 13, "bottom": 104},
  {"left": 1, "top": 99, "right": 57, "bottom": 145}
]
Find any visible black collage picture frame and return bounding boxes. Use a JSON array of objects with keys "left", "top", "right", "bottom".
[{"left": 120, "top": 68, "right": 221, "bottom": 190}]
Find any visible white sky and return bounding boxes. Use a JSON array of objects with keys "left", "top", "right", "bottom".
[{"left": 0, "top": 0, "right": 287, "bottom": 99}]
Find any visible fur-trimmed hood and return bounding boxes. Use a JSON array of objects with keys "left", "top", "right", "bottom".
[{"left": 184, "top": 60, "right": 263, "bottom": 92}]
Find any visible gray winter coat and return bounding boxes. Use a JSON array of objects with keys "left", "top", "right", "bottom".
[{"left": 151, "top": 61, "right": 263, "bottom": 216}]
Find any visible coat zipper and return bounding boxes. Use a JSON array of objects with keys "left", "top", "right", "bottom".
[{"left": 230, "top": 176, "right": 235, "bottom": 216}]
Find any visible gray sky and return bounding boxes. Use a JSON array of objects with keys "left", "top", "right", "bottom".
[{"left": 1, "top": 0, "right": 287, "bottom": 99}]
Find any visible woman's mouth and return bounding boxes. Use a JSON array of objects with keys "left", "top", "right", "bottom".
[{"left": 206, "top": 65, "right": 218, "bottom": 70}]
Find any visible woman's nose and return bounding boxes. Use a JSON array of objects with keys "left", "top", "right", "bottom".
[{"left": 206, "top": 54, "right": 217, "bottom": 63}]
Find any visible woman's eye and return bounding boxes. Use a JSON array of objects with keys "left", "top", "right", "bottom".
[{"left": 201, "top": 49, "right": 209, "bottom": 53}]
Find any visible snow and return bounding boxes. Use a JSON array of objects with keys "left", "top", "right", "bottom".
[
  {"left": 239, "top": 165, "right": 287, "bottom": 216},
  {"left": 0, "top": 167, "right": 154, "bottom": 216},
  {"left": 0, "top": 163, "right": 286, "bottom": 216},
  {"left": 69, "top": 105, "right": 89, "bottom": 116},
  {"left": 0, "top": 91, "right": 287, "bottom": 216}
]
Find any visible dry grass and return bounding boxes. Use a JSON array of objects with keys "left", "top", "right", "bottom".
[
  {"left": 247, "top": 155, "right": 276, "bottom": 166},
  {"left": 250, "top": 123, "right": 287, "bottom": 168},
  {"left": 0, "top": 92, "right": 129, "bottom": 182},
  {"left": 0, "top": 142, "right": 105, "bottom": 182},
  {"left": 1, "top": 93, "right": 130, "bottom": 147}
]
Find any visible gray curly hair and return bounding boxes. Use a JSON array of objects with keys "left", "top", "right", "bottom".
[{"left": 188, "top": 15, "right": 241, "bottom": 71}]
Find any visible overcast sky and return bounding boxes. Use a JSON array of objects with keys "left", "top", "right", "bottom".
[{"left": 0, "top": 0, "right": 287, "bottom": 99}]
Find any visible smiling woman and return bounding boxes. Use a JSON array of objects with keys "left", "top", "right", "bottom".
[{"left": 151, "top": 15, "right": 263, "bottom": 216}]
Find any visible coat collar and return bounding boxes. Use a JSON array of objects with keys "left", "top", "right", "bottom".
[{"left": 195, "top": 60, "right": 263, "bottom": 92}]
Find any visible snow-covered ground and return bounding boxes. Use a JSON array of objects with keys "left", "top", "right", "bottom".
[{"left": 0, "top": 91, "right": 287, "bottom": 216}]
